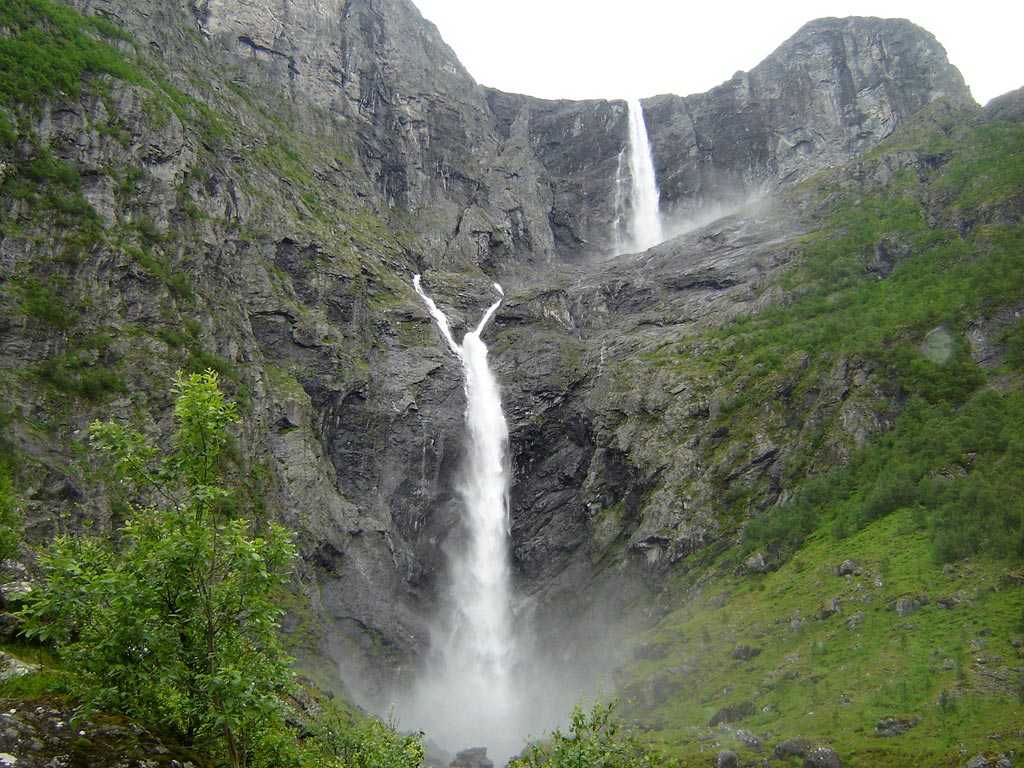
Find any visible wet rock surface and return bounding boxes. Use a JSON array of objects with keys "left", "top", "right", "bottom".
[{"left": 0, "top": 699, "right": 200, "bottom": 768}]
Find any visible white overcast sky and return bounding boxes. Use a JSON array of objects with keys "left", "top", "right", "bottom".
[{"left": 411, "top": 0, "right": 1022, "bottom": 106}]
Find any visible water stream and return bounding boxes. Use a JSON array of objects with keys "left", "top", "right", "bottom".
[
  {"left": 618, "top": 97, "right": 663, "bottom": 253},
  {"left": 408, "top": 275, "right": 522, "bottom": 761}
]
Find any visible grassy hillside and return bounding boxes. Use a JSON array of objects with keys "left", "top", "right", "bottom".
[{"left": 613, "top": 106, "right": 1024, "bottom": 766}]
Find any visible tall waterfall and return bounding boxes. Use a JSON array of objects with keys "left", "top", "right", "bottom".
[
  {"left": 621, "top": 97, "right": 663, "bottom": 253},
  {"left": 408, "top": 274, "right": 522, "bottom": 760}
]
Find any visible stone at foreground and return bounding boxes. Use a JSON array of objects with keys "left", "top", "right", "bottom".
[
  {"left": 0, "top": 699, "right": 201, "bottom": 768},
  {"left": 449, "top": 746, "right": 494, "bottom": 768},
  {"left": 804, "top": 745, "right": 843, "bottom": 768}
]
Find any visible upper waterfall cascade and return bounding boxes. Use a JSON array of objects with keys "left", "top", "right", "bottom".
[{"left": 618, "top": 97, "right": 664, "bottom": 253}]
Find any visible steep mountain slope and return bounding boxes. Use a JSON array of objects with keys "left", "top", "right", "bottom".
[{"left": 1, "top": 0, "right": 1021, "bottom": 764}]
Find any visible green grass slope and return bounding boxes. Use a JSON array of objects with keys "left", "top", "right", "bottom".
[{"left": 614, "top": 104, "right": 1024, "bottom": 767}]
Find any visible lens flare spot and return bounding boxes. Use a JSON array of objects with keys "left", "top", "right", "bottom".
[{"left": 922, "top": 325, "right": 954, "bottom": 365}]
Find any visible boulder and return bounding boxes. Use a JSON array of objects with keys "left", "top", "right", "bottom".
[
  {"left": 835, "top": 558, "right": 861, "bottom": 576},
  {"left": 708, "top": 702, "right": 756, "bottom": 727},
  {"left": 803, "top": 745, "right": 842, "bottom": 768},
  {"left": 730, "top": 644, "right": 763, "bottom": 661},
  {"left": 735, "top": 729, "right": 763, "bottom": 750},
  {"left": 895, "top": 597, "right": 920, "bottom": 617},
  {"left": 774, "top": 737, "right": 811, "bottom": 759},
  {"left": 449, "top": 747, "right": 493, "bottom": 768},
  {"left": 0, "top": 612, "right": 23, "bottom": 640},
  {"left": 875, "top": 716, "right": 919, "bottom": 737}
]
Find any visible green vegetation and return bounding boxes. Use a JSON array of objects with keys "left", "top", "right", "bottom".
[
  {"left": 607, "top": 110, "right": 1024, "bottom": 768},
  {"left": 24, "top": 371, "right": 296, "bottom": 767},
  {"left": 126, "top": 245, "right": 196, "bottom": 302},
  {"left": 0, "top": 0, "right": 138, "bottom": 111},
  {"left": 30, "top": 332, "right": 126, "bottom": 402},
  {"left": 511, "top": 699, "right": 660, "bottom": 768},
  {"left": 18, "top": 276, "right": 78, "bottom": 329},
  {"left": 648, "top": 118, "right": 1024, "bottom": 563},
  {"left": 0, "top": 144, "right": 104, "bottom": 249},
  {"left": 18, "top": 371, "right": 426, "bottom": 767},
  {"left": 621, "top": 512, "right": 1023, "bottom": 768},
  {"left": 0, "top": 460, "right": 22, "bottom": 560},
  {"left": 745, "top": 388, "right": 1024, "bottom": 561},
  {"left": 305, "top": 706, "right": 424, "bottom": 768}
]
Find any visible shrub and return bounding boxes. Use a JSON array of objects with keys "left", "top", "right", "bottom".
[
  {"left": 510, "top": 698, "right": 660, "bottom": 768},
  {"left": 24, "top": 371, "right": 297, "bottom": 768}
]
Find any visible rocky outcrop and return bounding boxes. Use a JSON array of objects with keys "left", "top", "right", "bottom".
[
  {"left": 646, "top": 18, "right": 970, "bottom": 219},
  {"left": 0, "top": 697, "right": 201, "bottom": 767},
  {"left": 983, "top": 85, "right": 1024, "bottom": 122}
]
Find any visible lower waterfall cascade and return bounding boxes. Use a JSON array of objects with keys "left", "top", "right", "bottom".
[{"left": 404, "top": 275, "right": 524, "bottom": 762}]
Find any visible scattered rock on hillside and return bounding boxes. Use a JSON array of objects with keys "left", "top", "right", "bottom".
[
  {"left": 0, "top": 651, "right": 40, "bottom": 682},
  {"left": 803, "top": 744, "right": 842, "bottom": 768},
  {"left": 734, "top": 729, "right": 763, "bottom": 750},
  {"left": 963, "top": 755, "right": 1014, "bottom": 768},
  {"left": 744, "top": 551, "right": 767, "bottom": 573},
  {"left": 0, "top": 581, "right": 33, "bottom": 609},
  {"left": 774, "top": 737, "right": 811, "bottom": 759},
  {"left": 716, "top": 749, "right": 739, "bottom": 768},
  {"left": 730, "top": 644, "right": 762, "bottom": 661},
  {"left": 895, "top": 597, "right": 920, "bottom": 617},
  {"left": 834, "top": 558, "right": 861, "bottom": 576},
  {"left": 875, "top": 716, "right": 919, "bottom": 736},
  {"left": 633, "top": 642, "right": 670, "bottom": 660},
  {"left": 708, "top": 702, "right": 756, "bottom": 727},
  {"left": 0, "top": 698, "right": 201, "bottom": 767},
  {"left": 844, "top": 612, "right": 864, "bottom": 630},
  {"left": 0, "top": 612, "right": 24, "bottom": 640},
  {"left": 816, "top": 598, "right": 842, "bottom": 619}
]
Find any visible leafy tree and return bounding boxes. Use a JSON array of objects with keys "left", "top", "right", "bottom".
[
  {"left": 510, "top": 698, "right": 661, "bottom": 768},
  {"left": 25, "top": 371, "right": 296, "bottom": 768}
]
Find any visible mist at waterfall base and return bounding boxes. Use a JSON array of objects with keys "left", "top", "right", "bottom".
[{"left": 398, "top": 276, "right": 587, "bottom": 764}]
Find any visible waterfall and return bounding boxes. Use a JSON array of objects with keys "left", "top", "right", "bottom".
[
  {"left": 408, "top": 274, "right": 522, "bottom": 761},
  {"left": 612, "top": 148, "right": 628, "bottom": 253},
  {"left": 623, "top": 97, "right": 663, "bottom": 252}
]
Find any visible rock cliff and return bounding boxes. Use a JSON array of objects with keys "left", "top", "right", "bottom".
[{"left": 0, "top": 0, "right": 988, "bottom": 716}]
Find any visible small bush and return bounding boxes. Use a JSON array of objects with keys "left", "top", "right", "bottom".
[{"left": 511, "top": 698, "right": 660, "bottom": 768}]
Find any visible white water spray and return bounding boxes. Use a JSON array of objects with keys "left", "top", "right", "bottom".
[
  {"left": 408, "top": 274, "right": 522, "bottom": 760},
  {"left": 620, "top": 97, "right": 663, "bottom": 253}
]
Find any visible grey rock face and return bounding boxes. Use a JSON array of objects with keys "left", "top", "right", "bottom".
[{"left": 649, "top": 17, "right": 969, "bottom": 213}]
